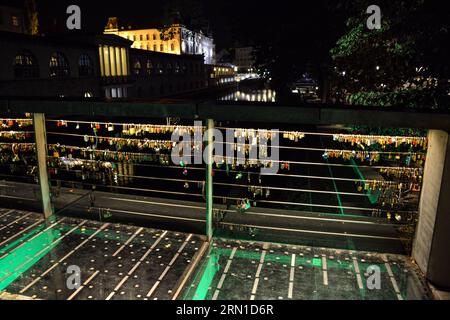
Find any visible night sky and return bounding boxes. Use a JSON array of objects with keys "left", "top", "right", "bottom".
[{"left": 24, "top": 0, "right": 347, "bottom": 50}]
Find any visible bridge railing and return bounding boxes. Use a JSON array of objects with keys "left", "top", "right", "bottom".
[{"left": 1, "top": 98, "right": 449, "bottom": 256}]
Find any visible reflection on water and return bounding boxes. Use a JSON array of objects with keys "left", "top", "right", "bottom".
[{"left": 219, "top": 89, "right": 277, "bottom": 103}]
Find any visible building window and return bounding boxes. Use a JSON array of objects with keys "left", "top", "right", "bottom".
[
  {"left": 170, "top": 43, "right": 175, "bottom": 51},
  {"left": 157, "top": 62, "right": 163, "bottom": 74},
  {"left": 78, "top": 54, "right": 93, "bottom": 76},
  {"left": 174, "top": 62, "right": 180, "bottom": 74},
  {"left": 146, "top": 34, "right": 150, "bottom": 41},
  {"left": 132, "top": 59, "right": 142, "bottom": 75},
  {"left": 146, "top": 59, "right": 153, "bottom": 75},
  {"left": 11, "top": 15, "right": 19, "bottom": 27},
  {"left": 160, "top": 44, "right": 164, "bottom": 52},
  {"left": 153, "top": 34, "right": 157, "bottom": 40},
  {"left": 84, "top": 91, "right": 93, "bottom": 98},
  {"left": 166, "top": 63, "right": 173, "bottom": 74},
  {"left": 153, "top": 44, "right": 157, "bottom": 51},
  {"left": 140, "top": 35, "right": 143, "bottom": 41},
  {"left": 49, "top": 52, "right": 70, "bottom": 78},
  {"left": 13, "top": 51, "right": 39, "bottom": 78}
]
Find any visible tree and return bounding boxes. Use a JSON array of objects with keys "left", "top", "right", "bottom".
[{"left": 330, "top": 0, "right": 450, "bottom": 109}]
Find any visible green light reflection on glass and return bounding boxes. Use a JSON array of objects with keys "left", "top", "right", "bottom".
[{"left": 0, "top": 227, "right": 61, "bottom": 291}]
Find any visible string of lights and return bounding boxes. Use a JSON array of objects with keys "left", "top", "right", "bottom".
[
  {"left": 43, "top": 145, "right": 422, "bottom": 171},
  {"left": 0, "top": 141, "right": 423, "bottom": 173},
  {"left": 216, "top": 127, "right": 427, "bottom": 140},
  {"left": 47, "top": 132, "right": 189, "bottom": 145},
  {"left": 215, "top": 141, "right": 426, "bottom": 155},
  {"left": 46, "top": 119, "right": 205, "bottom": 130},
  {"left": 45, "top": 120, "right": 427, "bottom": 143},
  {"left": 47, "top": 131, "right": 426, "bottom": 156}
]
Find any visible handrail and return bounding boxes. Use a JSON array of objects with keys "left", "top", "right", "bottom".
[{"left": 1, "top": 98, "right": 450, "bottom": 129}]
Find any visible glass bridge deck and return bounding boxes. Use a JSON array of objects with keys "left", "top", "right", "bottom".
[{"left": 0, "top": 208, "right": 433, "bottom": 300}]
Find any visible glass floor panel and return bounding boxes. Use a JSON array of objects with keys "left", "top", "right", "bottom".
[
  {"left": 0, "top": 209, "right": 204, "bottom": 300},
  {"left": 0, "top": 209, "right": 434, "bottom": 300},
  {"left": 181, "top": 239, "right": 433, "bottom": 300}
]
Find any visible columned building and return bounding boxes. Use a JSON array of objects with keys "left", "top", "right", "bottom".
[
  {"left": 0, "top": 31, "right": 101, "bottom": 98},
  {"left": 104, "top": 17, "right": 216, "bottom": 65},
  {"left": 0, "top": 31, "right": 207, "bottom": 99}
]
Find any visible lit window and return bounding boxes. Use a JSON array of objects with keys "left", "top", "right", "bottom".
[
  {"left": 132, "top": 59, "right": 142, "bottom": 75},
  {"left": 84, "top": 91, "right": 93, "bottom": 98},
  {"left": 49, "top": 52, "right": 69, "bottom": 78},
  {"left": 78, "top": 54, "right": 93, "bottom": 76},
  {"left": 13, "top": 50, "right": 39, "bottom": 78},
  {"left": 157, "top": 62, "right": 163, "bottom": 74},
  {"left": 11, "top": 15, "right": 19, "bottom": 27},
  {"left": 140, "top": 35, "right": 143, "bottom": 41}
]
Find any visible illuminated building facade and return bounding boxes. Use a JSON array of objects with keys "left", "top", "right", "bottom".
[
  {"left": 95, "top": 34, "right": 132, "bottom": 99},
  {"left": 0, "top": 30, "right": 208, "bottom": 99},
  {"left": 234, "top": 46, "right": 254, "bottom": 71},
  {"left": 104, "top": 17, "right": 216, "bottom": 65},
  {"left": 206, "top": 64, "right": 236, "bottom": 87}
]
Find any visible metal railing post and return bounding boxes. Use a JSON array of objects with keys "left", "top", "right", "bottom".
[
  {"left": 205, "top": 119, "right": 214, "bottom": 241},
  {"left": 33, "top": 113, "right": 53, "bottom": 219}
]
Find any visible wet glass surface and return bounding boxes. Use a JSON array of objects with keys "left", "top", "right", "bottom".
[
  {"left": 182, "top": 239, "right": 433, "bottom": 300},
  {"left": 0, "top": 209, "right": 204, "bottom": 300},
  {"left": 0, "top": 209, "right": 434, "bottom": 300}
]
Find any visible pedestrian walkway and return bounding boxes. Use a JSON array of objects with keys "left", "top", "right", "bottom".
[
  {"left": 0, "top": 208, "right": 205, "bottom": 300},
  {"left": 0, "top": 208, "right": 434, "bottom": 300},
  {"left": 181, "top": 238, "right": 433, "bottom": 300}
]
